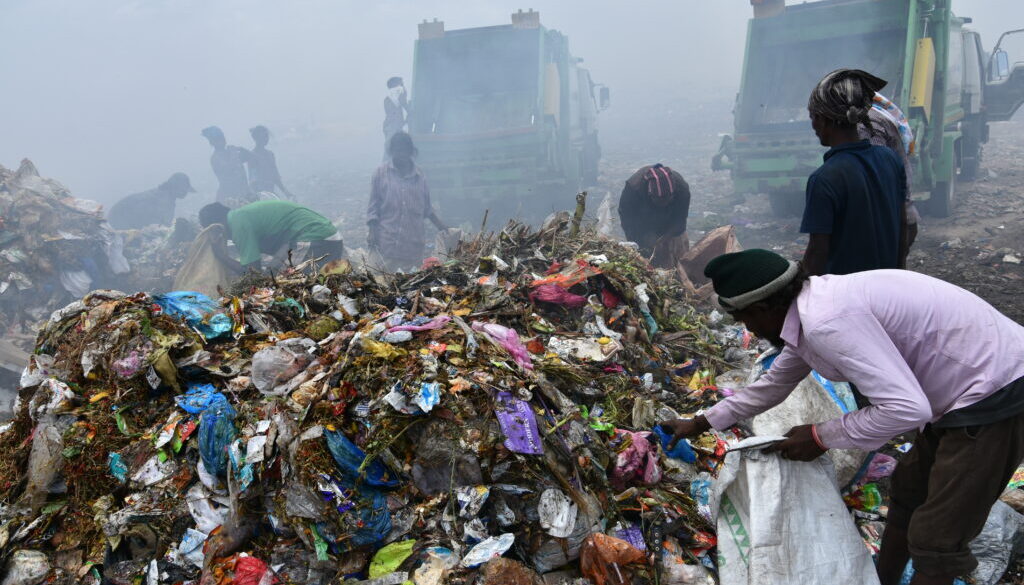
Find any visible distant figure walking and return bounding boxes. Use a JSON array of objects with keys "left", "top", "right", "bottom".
[
  {"left": 201, "top": 126, "right": 253, "bottom": 206},
  {"left": 383, "top": 76, "right": 409, "bottom": 157},
  {"left": 618, "top": 164, "right": 692, "bottom": 269},
  {"left": 247, "top": 125, "right": 294, "bottom": 200},
  {"left": 107, "top": 172, "right": 196, "bottom": 230},
  {"left": 367, "top": 132, "right": 447, "bottom": 271}
]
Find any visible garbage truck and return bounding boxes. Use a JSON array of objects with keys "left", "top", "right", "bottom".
[
  {"left": 711, "top": 0, "right": 1024, "bottom": 217},
  {"left": 408, "top": 10, "right": 609, "bottom": 225}
]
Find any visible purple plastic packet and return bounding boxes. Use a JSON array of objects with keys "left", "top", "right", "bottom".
[
  {"left": 615, "top": 522, "right": 647, "bottom": 551},
  {"left": 495, "top": 392, "right": 544, "bottom": 455}
]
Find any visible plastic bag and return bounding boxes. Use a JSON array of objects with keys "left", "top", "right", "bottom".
[
  {"left": 529, "top": 284, "right": 587, "bottom": 308},
  {"left": 495, "top": 391, "right": 544, "bottom": 455},
  {"left": 610, "top": 429, "right": 661, "bottom": 491},
  {"left": 713, "top": 436, "right": 880, "bottom": 585},
  {"left": 539, "top": 488, "right": 578, "bottom": 538},
  {"left": 153, "top": 290, "right": 232, "bottom": 340},
  {"left": 579, "top": 533, "right": 644, "bottom": 585},
  {"left": 322, "top": 430, "right": 399, "bottom": 547},
  {"left": 369, "top": 540, "right": 416, "bottom": 578},
  {"left": 461, "top": 533, "right": 515, "bottom": 568},
  {"left": 471, "top": 322, "right": 533, "bottom": 371},
  {"left": 194, "top": 390, "right": 237, "bottom": 479},
  {"left": 234, "top": 555, "right": 278, "bottom": 585},
  {"left": 969, "top": 501, "right": 1024, "bottom": 585},
  {"left": 251, "top": 338, "right": 316, "bottom": 395},
  {"left": 652, "top": 424, "right": 697, "bottom": 463},
  {"left": 387, "top": 315, "right": 451, "bottom": 334},
  {"left": 1, "top": 550, "right": 50, "bottom": 585}
]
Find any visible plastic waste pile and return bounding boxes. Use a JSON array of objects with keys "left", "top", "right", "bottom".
[
  {"left": 0, "top": 160, "right": 129, "bottom": 334},
  {"left": 119, "top": 219, "right": 197, "bottom": 294},
  {"left": 0, "top": 214, "right": 748, "bottom": 585}
]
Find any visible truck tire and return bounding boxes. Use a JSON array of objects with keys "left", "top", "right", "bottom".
[
  {"left": 926, "top": 180, "right": 956, "bottom": 218},
  {"left": 769, "top": 191, "right": 804, "bottom": 218}
]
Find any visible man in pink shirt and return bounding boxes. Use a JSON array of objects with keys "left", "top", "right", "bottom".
[{"left": 663, "top": 249, "right": 1024, "bottom": 585}]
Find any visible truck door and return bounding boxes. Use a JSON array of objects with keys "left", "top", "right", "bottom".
[{"left": 985, "top": 29, "right": 1024, "bottom": 122}]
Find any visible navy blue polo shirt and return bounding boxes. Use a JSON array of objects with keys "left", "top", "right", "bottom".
[{"left": 800, "top": 140, "right": 905, "bottom": 275}]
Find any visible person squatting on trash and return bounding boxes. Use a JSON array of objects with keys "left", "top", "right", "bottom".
[
  {"left": 617, "top": 164, "right": 691, "bottom": 269},
  {"left": 802, "top": 69, "right": 908, "bottom": 275},
  {"left": 662, "top": 249, "right": 1024, "bottom": 585},
  {"left": 366, "top": 131, "right": 448, "bottom": 272},
  {"left": 106, "top": 172, "right": 196, "bottom": 230},
  {"left": 198, "top": 200, "right": 342, "bottom": 273}
]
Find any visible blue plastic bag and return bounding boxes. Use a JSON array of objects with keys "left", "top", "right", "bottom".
[
  {"left": 176, "top": 383, "right": 237, "bottom": 478},
  {"left": 653, "top": 424, "right": 697, "bottom": 463},
  {"left": 153, "top": 291, "right": 232, "bottom": 340},
  {"left": 322, "top": 430, "right": 399, "bottom": 548}
]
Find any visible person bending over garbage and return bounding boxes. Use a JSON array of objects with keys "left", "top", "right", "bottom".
[
  {"left": 197, "top": 200, "right": 342, "bottom": 273},
  {"left": 617, "top": 164, "right": 691, "bottom": 269},
  {"left": 107, "top": 172, "right": 196, "bottom": 230},
  {"left": 662, "top": 249, "right": 1024, "bottom": 585}
]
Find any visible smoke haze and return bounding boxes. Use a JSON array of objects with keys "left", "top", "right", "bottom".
[{"left": 0, "top": 0, "right": 1020, "bottom": 208}]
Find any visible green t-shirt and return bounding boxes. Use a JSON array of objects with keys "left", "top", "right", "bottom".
[{"left": 227, "top": 200, "right": 337, "bottom": 265}]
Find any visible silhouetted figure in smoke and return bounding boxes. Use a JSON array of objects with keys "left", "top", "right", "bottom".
[
  {"left": 247, "top": 125, "right": 294, "bottom": 200},
  {"left": 618, "top": 164, "right": 691, "bottom": 269},
  {"left": 383, "top": 76, "right": 409, "bottom": 157},
  {"left": 107, "top": 172, "right": 196, "bottom": 230},
  {"left": 201, "top": 126, "right": 253, "bottom": 205}
]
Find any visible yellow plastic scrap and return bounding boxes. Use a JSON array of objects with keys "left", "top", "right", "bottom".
[
  {"left": 89, "top": 392, "right": 110, "bottom": 403},
  {"left": 151, "top": 351, "right": 181, "bottom": 392},
  {"left": 369, "top": 539, "right": 417, "bottom": 578},
  {"left": 360, "top": 338, "right": 407, "bottom": 360}
]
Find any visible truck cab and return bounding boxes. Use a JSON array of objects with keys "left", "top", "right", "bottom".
[
  {"left": 409, "top": 10, "right": 607, "bottom": 226},
  {"left": 713, "top": 0, "right": 1024, "bottom": 217}
]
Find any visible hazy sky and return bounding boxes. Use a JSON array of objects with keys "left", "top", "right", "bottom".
[{"left": 0, "top": 0, "right": 1020, "bottom": 204}]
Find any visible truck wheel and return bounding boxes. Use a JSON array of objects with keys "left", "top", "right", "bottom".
[
  {"left": 926, "top": 180, "right": 956, "bottom": 217},
  {"left": 769, "top": 191, "right": 804, "bottom": 217}
]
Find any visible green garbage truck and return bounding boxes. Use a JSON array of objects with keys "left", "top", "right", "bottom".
[
  {"left": 712, "top": 0, "right": 1024, "bottom": 217},
  {"left": 408, "top": 10, "right": 609, "bottom": 225}
]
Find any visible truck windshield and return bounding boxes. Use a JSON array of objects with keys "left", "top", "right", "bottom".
[
  {"left": 412, "top": 29, "right": 540, "bottom": 135},
  {"left": 738, "top": 30, "right": 905, "bottom": 131}
]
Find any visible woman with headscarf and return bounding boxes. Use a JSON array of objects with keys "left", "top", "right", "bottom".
[
  {"left": 800, "top": 69, "right": 908, "bottom": 276},
  {"left": 617, "top": 164, "right": 692, "bottom": 269}
]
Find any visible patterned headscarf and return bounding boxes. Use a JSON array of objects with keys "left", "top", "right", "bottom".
[
  {"left": 808, "top": 69, "right": 888, "bottom": 128},
  {"left": 644, "top": 164, "right": 675, "bottom": 205}
]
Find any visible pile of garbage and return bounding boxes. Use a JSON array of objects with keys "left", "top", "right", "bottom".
[
  {"left": 0, "top": 160, "right": 129, "bottom": 334},
  {"left": 0, "top": 214, "right": 749, "bottom": 585}
]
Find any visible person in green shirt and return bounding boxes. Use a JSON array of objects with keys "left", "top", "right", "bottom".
[{"left": 198, "top": 200, "right": 342, "bottom": 271}]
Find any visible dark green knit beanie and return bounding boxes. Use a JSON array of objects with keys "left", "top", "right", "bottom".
[{"left": 704, "top": 249, "right": 798, "bottom": 310}]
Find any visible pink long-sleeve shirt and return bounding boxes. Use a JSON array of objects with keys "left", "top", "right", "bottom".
[{"left": 703, "top": 270, "right": 1024, "bottom": 451}]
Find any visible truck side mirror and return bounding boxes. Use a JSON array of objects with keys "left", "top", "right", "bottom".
[
  {"left": 994, "top": 50, "right": 1011, "bottom": 79},
  {"left": 599, "top": 87, "right": 611, "bottom": 110}
]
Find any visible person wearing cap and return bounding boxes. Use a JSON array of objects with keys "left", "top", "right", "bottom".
[
  {"left": 384, "top": 76, "right": 409, "bottom": 157},
  {"left": 662, "top": 249, "right": 1024, "bottom": 585},
  {"left": 617, "top": 164, "right": 692, "bottom": 269},
  {"left": 198, "top": 200, "right": 342, "bottom": 272},
  {"left": 802, "top": 69, "right": 907, "bottom": 276},
  {"left": 247, "top": 125, "right": 294, "bottom": 199},
  {"left": 107, "top": 172, "right": 196, "bottom": 230},
  {"left": 201, "top": 126, "right": 253, "bottom": 205}
]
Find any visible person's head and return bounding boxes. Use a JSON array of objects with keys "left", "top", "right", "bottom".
[
  {"left": 159, "top": 172, "right": 196, "bottom": 199},
  {"left": 198, "top": 202, "right": 231, "bottom": 229},
  {"left": 642, "top": 164, "right": 680, "bottom": 207},
  {"left": 249, "top": 125, "right": 270, "bottom": 148},
  {"left": 387, "top": 76, "right": 404, "bottom": 89},
  {"left": 201, "top": 126, "right": 226, "bottom": 149},
  {"left": 807, "top": 69, "right": 887, "bottom": 147},
  {"left": 704, "top": 249, "right": 808, "bottom": 347},
  {"left": 388, "top": 132, "right": 417, "bottom": 163}
]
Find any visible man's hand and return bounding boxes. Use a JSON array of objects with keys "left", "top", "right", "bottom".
[
  {"left": 764, "top": 424, "right": 827, "bottom": 461},
  {"left": 661, "top": 415, "right": 711, "bottom": 450}
]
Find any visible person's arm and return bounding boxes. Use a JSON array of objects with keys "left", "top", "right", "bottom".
[
  {"left": 799, "top": 174, "right": 836, "bottom": 276},
  {"left": 806, "top": 316, "right": 934, "bottom": 451},
  {"left": 209, "top": 225, "right": 246, "bottom": 275},
  {"left": 802, "top": 234, "right": 831, "bottom": 276},
  {"left": 268, "top": 152, "right": 294, "bottom": 199}
]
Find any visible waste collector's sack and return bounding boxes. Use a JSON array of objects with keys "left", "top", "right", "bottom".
[{"left": 712, "top": 436, "right": 880, "bottom": 585}]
